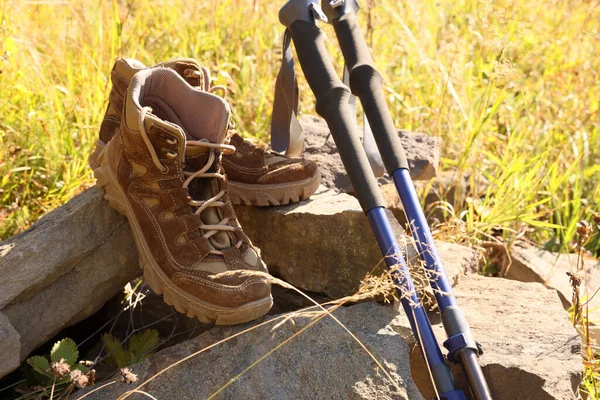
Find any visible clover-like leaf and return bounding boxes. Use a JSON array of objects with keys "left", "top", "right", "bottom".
[
  {"left": 50, "top": 338, "right": 79, "bottom": 366},
  {"left": 127, "top": 329, "right": 159, "bottom": 364},
  {"left": 27, "top": 355, "right": 50, "bottom": 376},
  {"left": 102, "top": 333, "right": 129, "bottom": 369}
]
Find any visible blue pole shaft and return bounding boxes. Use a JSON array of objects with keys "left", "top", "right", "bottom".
[
  {"left": 366, "top": 207, "right": 464, "bottom": 398},
  {"left": 366, "top": 207, "right": 441, "bottom": 353},
  {"left": 392, "top": 168, "right": 493, "bottom": 400},
  {"left": 391, "top": 169, "right": 457, "bottom": 310}
]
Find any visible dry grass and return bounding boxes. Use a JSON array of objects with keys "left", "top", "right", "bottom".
[
  {"left": 1, "top": 0, "right": 599, "bottom": 397},
  {"left": 1, "top": 0, "right": 598, "bottom": 245}
]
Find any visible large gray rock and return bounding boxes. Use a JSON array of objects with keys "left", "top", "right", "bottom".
[
  {"left": 237, "top": 187, "right": 393, "bottom": 298},
  {"left": 409, "top": 275, "right": 582, "bottom": 400},
  {"left": 0, "top": 188, "right": 139, "bottom": 369},
  {"left": 0, "top": 183, "right": 476, "bottom": 378},
  {"left": 506, "top": 244, "right": 600, "bottom": 306},
  {"left": 73, "top": 302, "right": 424, "bottom": 400},
  {"left": 73, "top": 277, "right": 581, "bottom": 400},
  {"left": 300, "top": 115, "right": 440, "bottom": 193},
  {"left": 0, "top": 187, "right": 137, "bottom": 308},
  {"left": 235, "top": 187, "right": 479, "bottom": 299},
  {"left": 0, "top": 311, "right": 20, "bottom": 378},
  {"left": 506, "top": 244, "right": 600, "bottom": 341}
]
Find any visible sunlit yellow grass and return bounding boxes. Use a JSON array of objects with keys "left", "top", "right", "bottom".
[
  {"left": 1, "top": 0, "right": 599, "bottom": 395},
  {"left": 1, "top": 0, "right": 598, "bottom": 243}
]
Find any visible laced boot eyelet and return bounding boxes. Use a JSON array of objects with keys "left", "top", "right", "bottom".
[
  {"left": 183, "top": 68, "right": 200, "bottom": 78},
  {"left": 165, "top": 150, "right": 178, "bottom": 160},
  {"left": 160, "top": 133, "right": 177, "bottom": 145}
]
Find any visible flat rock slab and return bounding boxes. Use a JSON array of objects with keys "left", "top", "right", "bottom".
[
  {"left": 235, "top": 188, "right": 479, "bottom": 299},
  {"left": 0, "top": 187, "right": 139, "bottom": 373},
  {"left": 73, "top": 302, "right": 424, "bottom": 400},
  {"left": 0, "top": 183, "right": 476, "bottom": 379},
  {"left": 506, "top": 244, "right": 600, "bottom": 306},
  {"left": 73, "top": 277, "right": 581, "bottom": 400},
  {"left": 409, "top": 275, "right": 582, "bottom": 400},
  {"left": 506, "top": 244, "right": 600, "bottom": 341},
  {"left": 300, "top": 115, "right": 440, "bottom": 193}
]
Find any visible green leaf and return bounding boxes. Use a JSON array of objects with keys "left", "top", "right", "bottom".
[
  {"left": 101, "top": 333, "right": 129, "bottom": 369},
  {"left": 50, "top": 338, "right": 78, "bottom": 366},
  {"left": 127, "top": 329, "right": 159, "bottom": 364},
  {"left": 27, "top": 355, "right": 50, "bottom": 376}
]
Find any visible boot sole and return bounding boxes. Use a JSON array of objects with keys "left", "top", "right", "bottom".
[
  {"left": 90, "top": 140, "right": 321, "bottom": 207},
  {"left": 228, "top": 171, "right": 321, "bottom": 207},
  {"left": 93, "top": 139, "right": 273, "bottom": 325}
]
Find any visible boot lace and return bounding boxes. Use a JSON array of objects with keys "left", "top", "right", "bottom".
[{"left": 139, "top": 106, "right": 240, "bottom": 255}]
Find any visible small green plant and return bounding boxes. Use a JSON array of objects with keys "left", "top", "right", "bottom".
[
  {"left": 23, "top": 338, "right": 95, "bottom": 398},
  {"left": 101, "top": 329, "right": 159, "bottom": 369}
]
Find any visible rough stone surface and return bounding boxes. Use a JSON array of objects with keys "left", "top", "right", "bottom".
[
  {"left": 429, "top": 241, "right": 480, "bottom": 284},
  {"left": 72, "top": 277, "right": 581, "bottom": 400},
  {"left": 73, "top": 302, "right": 424, "bottom": 400},
  {"left": 507, "top": 244, "right": 600, "bottom": 306},
  {"left": 235, "top": 187, "right": 479, "bottom": 299},
  {"left": 507, "top": 244, "right": 600, "bottom": 340},
  {"left": 0, "top": 311, "right": 20, "bottom": 378},
  {"left": 0, "top": 187, "right": 139, "bottom": 371},
  {"left": 0, "top": 183, "right": 477, "bottom": 378},
  {"left": 0, "top": 188, "right": 134, "bottom": 308},
  {"left": 409, "top": 275, "right": 582, "bottom": 400},
  {"left": 237, "top": 187, "right": 394, "bottom": 298},
  {"left": 300, "top": 115, "right": 440, "bottom": 193}
]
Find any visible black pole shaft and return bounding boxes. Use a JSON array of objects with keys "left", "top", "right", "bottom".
[{"left": 329, "top": 12, "right": 409, "bottom": 173}]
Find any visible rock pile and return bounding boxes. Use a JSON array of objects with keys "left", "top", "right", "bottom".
[{"left": 0, "top": 118, "right": 584, "bottom": 399}]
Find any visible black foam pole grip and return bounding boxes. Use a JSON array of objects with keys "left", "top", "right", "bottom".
[
  {"left": 288, "top": 20, "right": 384, "bottom": 212},
  {"left": 331, "top": 13, "right": 409, "bottom": 173}
]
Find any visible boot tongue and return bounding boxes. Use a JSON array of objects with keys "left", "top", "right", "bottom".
[
  {"left": 184, "top": 145, "right": 210, "bottom": 171},
  {"left": 184, "top": 145, "right": 232, "bottom": 251}
]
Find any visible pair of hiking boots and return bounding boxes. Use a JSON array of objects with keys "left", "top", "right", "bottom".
[{"left": 90, "top": 58, "right": 321, "bottom": 325}]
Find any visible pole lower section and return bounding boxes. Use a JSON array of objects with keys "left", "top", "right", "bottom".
[
  {"left": 392, "top": 169, "right": 456, "bottom": 308},
  {"left": 393, "top": 169, "right": 492, "bottom": 400},
  {"left": 278, "top": 1, "right": 473, "bottom": 397},
  {"left": 367, "top": 207, "right": 464, "bottom": 399}
]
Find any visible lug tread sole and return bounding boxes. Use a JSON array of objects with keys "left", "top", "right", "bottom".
[{"left": 228, "top": 172, "right": 321, "bottom": 207}]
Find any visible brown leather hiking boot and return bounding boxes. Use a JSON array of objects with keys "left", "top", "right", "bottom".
[
  {"left": 93, "top": 67, "right": 273, "bottom": 325},
  {"left": 224, "top": 133, "right": 320, "bottom": 206},
  {"left": 90, "top": 58, "right": 321, "bottom": 206}
]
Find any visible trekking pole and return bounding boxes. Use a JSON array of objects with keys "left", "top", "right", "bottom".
[
  {"left": 320, "top": 1, "right": 492, "bottom": 399},
  {"left": 278, "top": 1, "right": 466, "bottom": 398}
]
